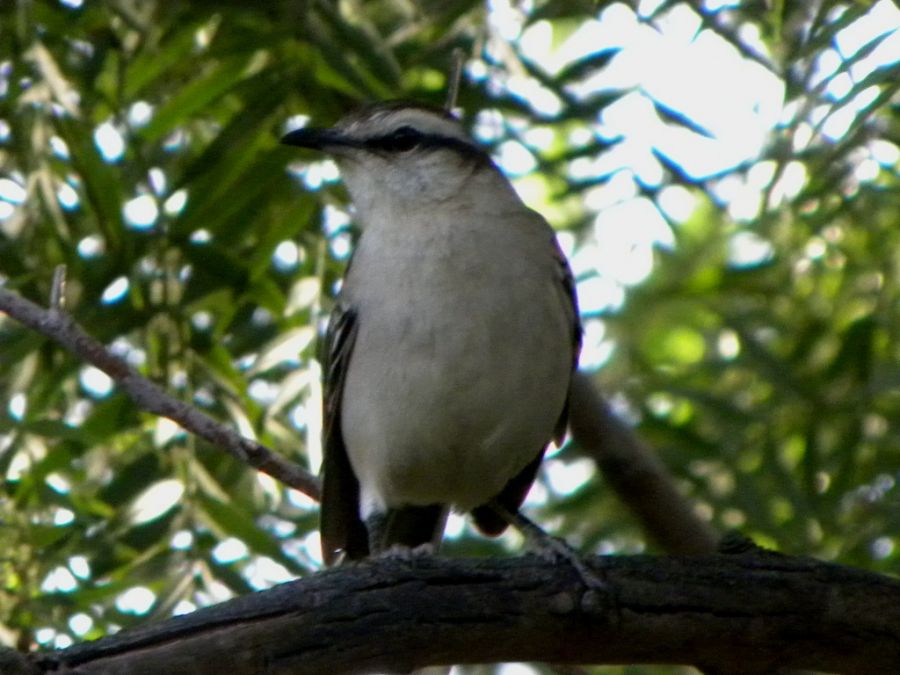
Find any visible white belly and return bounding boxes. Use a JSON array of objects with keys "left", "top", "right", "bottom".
[{"left": 339, "top": 219, "right": 571, "bottom": 518}]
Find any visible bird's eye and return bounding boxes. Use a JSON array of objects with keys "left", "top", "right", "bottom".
[{"left": 376, "top": 126, "right": 422, "bottom": 152}]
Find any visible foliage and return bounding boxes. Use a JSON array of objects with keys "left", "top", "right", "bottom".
[{"left": 0, "top": 0, "right": 897, "bottom": 672}]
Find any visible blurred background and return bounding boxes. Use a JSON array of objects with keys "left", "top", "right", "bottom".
[{"left": 0, "top": 1, "right": 898, "bottom": 673}]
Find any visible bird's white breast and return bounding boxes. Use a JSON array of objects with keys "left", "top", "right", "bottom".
[{"left": 339, "top": 204, "right": 571, "bottom": 519}]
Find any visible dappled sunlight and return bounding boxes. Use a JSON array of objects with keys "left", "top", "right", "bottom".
[
  {"left": 41, "top": 566, "right": 78, "bottom": 594},
  {"left": 115, "top": 586, "right": 156, "bottom": 615},
  {"left": 579, "top": 317, "right": 615, "bottom": 370},
  {"left": 92, "top": 121, "right": 124, "bottom": 162},
  {"left": 56, "top": 181, "right": 78, "bottom": 210},
  {"left": 8, "top": 391, "right": 26, "bottom": 420},
  {"left": 0, "top": 177, "right": 26, "bottom": 203},
  {"left": 100, "top": 275, "right": 129, "bottom": 303},
  {"left": 244, "top": 556, "right": 295, "bottom": 590},
  {"left": 122, "top": 194, "right": 159, "bottom": 229},
  {"left": 67, "top": 613, "right": 93, "bottom": 637},
  {"left": 78, "top": 365, "right": 113, "bottom": 398},
  {"left": 129, "top": 479, "right": 184, "bottom": 524},
  {"left": 212, "top": 536, "right": 249, "bottom": 564},
  {"left": 544, "top": 457, "right": 596, "bottom": 497},
  {"left": 0, "top": 2, "right": 898, "bottom": 667},
  {"left": 171, "top": 530, "right": 194, "bottom": 550}
]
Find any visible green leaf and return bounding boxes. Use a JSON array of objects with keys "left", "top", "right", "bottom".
[{"left": 138, "top": 55, "right": 256, "bottom": 144}]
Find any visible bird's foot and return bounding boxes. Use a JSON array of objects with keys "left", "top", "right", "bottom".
[
  {"left": 374, "top": 542, "right": 437, "bottom": 561},
  {"left": 489, "top": 501, "right": 605, "bottom": 591},
  {"left": 529, "top": 529, "right": 606, "bottom": 591}
]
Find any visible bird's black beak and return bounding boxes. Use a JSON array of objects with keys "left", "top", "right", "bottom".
[{"left": 280, "top": 127, "right": 349, "bottom": 151}]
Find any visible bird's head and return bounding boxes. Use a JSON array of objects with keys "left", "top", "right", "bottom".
[{"left": 281, "top": 102, "right": 503, "bottom": 215}]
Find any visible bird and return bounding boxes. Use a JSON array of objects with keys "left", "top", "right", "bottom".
[{"left": 282, "top": 101, "right": 581, "bottom": 565}]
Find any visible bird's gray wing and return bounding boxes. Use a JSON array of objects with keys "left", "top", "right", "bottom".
[
  {"left": 551, "top": 232, "right": 582, "bottom": 443},
  {"left": 319, "top": 298, "right": 369, "bottom": 564},
  {"left": 320, "top": 299, "right": 448, "bottom": 559},
  {"left": 471, "top": 230, "right": 581, "bottom": 536}
]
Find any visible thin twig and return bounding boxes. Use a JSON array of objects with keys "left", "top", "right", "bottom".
[
  {"left": 444, "top": 47, "right": 465, "bottom": 112},
  {"left": 0, "top": 285, "right": 321, "bottom": 500},
  {"left": 50, "top": 264, "right": 66, "bottom": 310}
]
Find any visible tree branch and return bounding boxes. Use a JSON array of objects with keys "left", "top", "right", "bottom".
[
  {"left": 4, "top": 281, "right": 898, "bottom": 673},
  {"left": 568, "top": 372, "right": 719, "bottom": 554},
  {"left": 0, "top": 285, "right": 320, "bottom": 500},
  {"left": 30, "top": 552, "right": 900, "bottom": 674}
]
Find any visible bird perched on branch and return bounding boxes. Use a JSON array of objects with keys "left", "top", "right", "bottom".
[{"left": 282, "top": 101, "right": 580, "bottom": 565}]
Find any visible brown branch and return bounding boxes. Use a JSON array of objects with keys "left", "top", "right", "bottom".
[
  {"left": 568, "top": 372, "right": 719, "bottom": 554},
  {"left": 29, "top": 552, "right": 900, "bottom": 674},
  {"left": 0, "top": 285, "right": 320, "bottom": 500}
]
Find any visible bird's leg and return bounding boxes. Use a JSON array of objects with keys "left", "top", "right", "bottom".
[
  {"left": 365, "top": 511, "right": 390, "bottom": 555},
  {"left": 365, "top": 511, "right": 432, "bottom": 557},
  {"left": 365, "top": 507, "right": 444, "bottom": 559},
  {"left": 489, "top": 501, "right": 606, "bottom": 590}
]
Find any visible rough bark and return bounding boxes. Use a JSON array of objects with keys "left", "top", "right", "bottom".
[{"left": 25, "top": 551, "right": 900, "bottom": 675}]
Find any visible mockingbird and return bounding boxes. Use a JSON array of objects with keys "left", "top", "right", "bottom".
[{"left": 282, "top": 101, "right": 580, "bottom": 565}]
